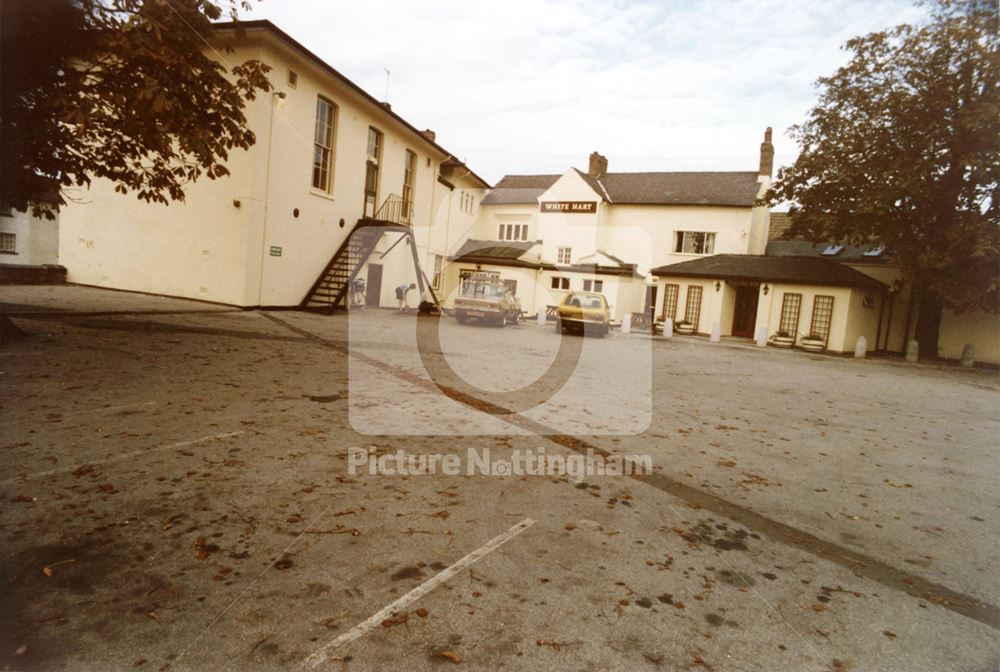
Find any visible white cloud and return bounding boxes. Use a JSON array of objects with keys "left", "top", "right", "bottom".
[{"left": 245, "top": 0, "right": 928, "bottom": 183}]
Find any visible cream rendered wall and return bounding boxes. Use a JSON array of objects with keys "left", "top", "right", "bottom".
[
  {"left": 535, "top": 171, "right": 604, "bottom": 265},
  {"left": 0, "top": 208, "right": 60, "bottom": 266},
  {"left": 475, "top": 204, "right": 538, "bottom": 243},
  {"left": 254, "top": 39, "right": 446, "bottom": 307},
  {"left": 60, "top": 34, "right": 450, "bottom": 307},
  {"left": 603, "top": 205, "right": 754, "bottom": 276},
  {"left": 758, "top": 285, "right": 854, "bottom": 351},
  {"left": 657, "top": 279, "right": 718, "bottom": 334},
  {"left": 59, "top": 40, "right": 267, "bottom": 305},
  {"left": 746, "top": 178, "right": 770, "bottom": 255},
  {"left": 938, "top": 310, "right": 1000, "bottom": 364}
]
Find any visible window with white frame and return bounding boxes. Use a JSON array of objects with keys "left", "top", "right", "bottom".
[
  {"left": 498, "top": 223, "right": 527, "bottom": 241},
  {"left": 401, "top": 149, "right": 416, "bottom": 222},
  {"left": 674, "top": 231, "right": 716, "bottom": 255},
  {"left": 550, "top": 277, "right": 569, "bottom": 290},
  {"left": 312, "top": 97, "right": 336, "bottom": 192},
  {"left": 431, "top": 254, "right": 443, "bottom": 290},
  {"left": 557, "top": 247, "right": 572, "bottom": 264},
  {"left": 364, "top": 127, "right": 383, "bottom": 217},
  {"left": 582, "top": 279, "right": 603, "bottom": 292},
  {"left": 0, "top": 232, "right": 15, "bottom": 253}
]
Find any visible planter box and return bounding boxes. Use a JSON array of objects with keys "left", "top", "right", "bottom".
[
  {"left": 800, "top": 338, "right": 825, "bottom": 352},
  {"left": 771, "top": 335, "right": 795, "bottom": 348},
  {"left": 676, "top": 324, "right": 695, "bottom": 335}
]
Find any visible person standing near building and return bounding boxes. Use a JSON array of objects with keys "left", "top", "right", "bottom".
[{"left": 395, "top": 282, "right": 417, "bottom": 312}]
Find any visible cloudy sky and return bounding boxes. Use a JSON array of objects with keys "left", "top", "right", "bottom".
[{"left": 244, "top": 0, "right": 928, "bottom": 184}]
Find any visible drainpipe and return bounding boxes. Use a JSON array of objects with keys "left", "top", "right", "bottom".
[{"left": 256, "top": 91, "right": 285, "bottom": 306}]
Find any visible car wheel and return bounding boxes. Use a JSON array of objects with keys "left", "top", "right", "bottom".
[
  {"left": 497, "top": 313, "right": 507, "bottom": 328},
  {"left": 510, "top": 311, "right": 519, "bottom": 325}
]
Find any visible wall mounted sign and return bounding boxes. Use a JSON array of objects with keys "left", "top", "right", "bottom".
[
  {"left": 269, "top": 246, "right": 283, "bottom": 257},
  {"left": 540, "top": 201, "right": 597, "bottom": 213}
]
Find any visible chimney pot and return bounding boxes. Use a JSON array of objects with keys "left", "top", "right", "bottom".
[
  {"left": 422, "top": 129, "right": 436, "bottom": 143},
  {"left": 588, "top": 151, "right": 608, "bottom": 178}
]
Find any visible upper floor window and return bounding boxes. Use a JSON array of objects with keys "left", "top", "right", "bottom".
[
  {"left": 498, "top": 223, "right": 527, "bottom": 241},
  {"left": 674, "top": 231, "right": 715, "bottom": 255},
  {"left": 312, "top": 97, "right": 337, "bottom": 193},
  {"left": 557, "top": 246, "right": 572, "bottom": 264},
  {"left": 582, "top": 279, "right": 604, "bottom": 292},
  {"left": 402, "top": 149, "right": 416, "bottom": 222},
  {"left": 551, "top": 277, "right": 569, "bottom": 290},
  {"left": 364, "top": 127, "right": 383, "bottom": 217}
]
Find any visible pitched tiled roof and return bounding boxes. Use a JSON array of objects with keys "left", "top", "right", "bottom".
[
  {"left": 651, "top": 254, "right": 887, "bottom": 290},
  {"left": 598, "top": 171, "right": 759, "bottom": 206},
  {"left": 766, "top": 240, "right": 892, "bottom": 263},
  {"left": 449, "top": 239, "right": 540, "bottom": 268},
  {"left": 482, "top": 171, "right": 760, "bottom": 207}
]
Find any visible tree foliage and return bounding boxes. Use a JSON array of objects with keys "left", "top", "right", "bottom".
[
  {"left": 1, "top": 0, "right": 272, "bottom": 217},
  {"left": 766, "top": 0, "right": 999, "bottom": 353}
]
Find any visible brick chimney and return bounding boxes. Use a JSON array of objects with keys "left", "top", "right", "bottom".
[
  {"left": 421, "top": 129, "right": 436, "bottom": 143},
  {"left": 588, "top": 151, "right": 608, "bottom": 178},
  {"left": 759, "top": 127, "right": 774, "bottom": 178}
]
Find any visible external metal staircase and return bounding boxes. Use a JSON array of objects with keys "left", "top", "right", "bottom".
[
  {"left": 301, "top": 224, "right": 385, "bottom": 310},
  {"left": 301, "top": 194, "right": 432, "bottom": 311}
]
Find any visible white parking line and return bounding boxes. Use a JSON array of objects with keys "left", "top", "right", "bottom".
[
  {"left": 0, "top": 430, "right": 244, "bottom": 487},
  {"left": 301, "top": 517, "right": 536, "bottom": 669}
]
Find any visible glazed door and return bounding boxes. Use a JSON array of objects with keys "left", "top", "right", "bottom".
[{"left": 731, "top": 285, "right": 759, "bottom": 338}]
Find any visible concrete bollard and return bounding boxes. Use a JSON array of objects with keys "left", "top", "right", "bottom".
[
  {"left": 905, "top": 339, "right": 919, "bottom": 363},
  {"left": 621, "top": 313, "right": 632, "bottom": 335},
  {"left": 755, "top": 326, "right": 768, "bottom": 347},
  {"left": 961, "top": 343, "right": 976, "bottom": 368},
  {"left": 662, "top": 318, "right": 673, "bottom": 338},
  {"left": 854, "top": 335, "right": 867, "bottom": 359},
  {"left": 710, "top": 322, "right": 721, "bottom": 342},
  {"left": 537, "top": 309, "right": 545, "bottom": 327}
]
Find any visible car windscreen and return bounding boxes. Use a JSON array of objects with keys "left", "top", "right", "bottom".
[{"left": 565, "top": 294, "right": 603, "bottom": 309}]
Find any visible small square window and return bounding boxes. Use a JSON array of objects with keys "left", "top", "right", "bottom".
[
  {"left": 550, "top": 277, "right": 569, "bottom": 290},
  {"left": 557, "top": 247, "right": 572, "bottom": 264},
  {"left": 0, "top": 232, "right": 16, "bottom": 253},
  {"left": 288, "top": 70, "right": 298, "bottom": 88}
]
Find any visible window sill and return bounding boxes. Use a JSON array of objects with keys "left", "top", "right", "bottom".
[
  {"left": 0, "top": 251, "right": 18, "bottom": 255},
  {"left": 309, "top": 189, "right": 336, "bottom": 202}
]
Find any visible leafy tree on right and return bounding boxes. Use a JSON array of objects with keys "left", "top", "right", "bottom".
[{"left": 766, "top": 0, "right": 999, "bottom": 358}]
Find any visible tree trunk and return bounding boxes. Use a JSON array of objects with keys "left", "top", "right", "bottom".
[{"left": 914, "top": 290, "right": 944, "bottom": 360}]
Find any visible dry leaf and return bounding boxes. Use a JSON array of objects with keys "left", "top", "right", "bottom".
[
  {"left": 435, "top": 650, "right": 460, "bottom": 664},
  {"left": 42, "top": 566, "right": 54, "bottom": 577},
  {"left": 15, "top": 644, "right": 27, "bottom": 656}
]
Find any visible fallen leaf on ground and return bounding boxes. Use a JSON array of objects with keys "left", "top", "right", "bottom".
[
  {"left": 434, "top": 650, "right": 460, "bottom": 664},
  {"left": 15, "top": 644, "right": 27, "bottom": 656},
  {"left": 415, "top": 608, "right": 429, "bottom": 617}
]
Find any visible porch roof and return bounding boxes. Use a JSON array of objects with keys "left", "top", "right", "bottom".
[{"left": 650, "top": 254, "right": 887, "bottom": 290}]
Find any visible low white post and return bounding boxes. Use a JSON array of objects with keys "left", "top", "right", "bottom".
[
  {"left": 621, "top": 313, "right": 632, "bottom": 335},
  {"left": 854, "top": 335, "right": 868, "bottom": 359},
  {"left": 755, "top": 326, "right": 768, "bottom": 347},
  {"left": 906, "top": 339, "right": 919, "bottom": 363},
  {"left": 961, "top": 343, "right": 976, "bottom": 368},
  {"left": 663, "top": 318, "right": 673, "bottom": 338},
  {"left": 709, "top": 321, "right": 721, "bottom": 342},
  {"left": 537, "top": 308, "right": 545, "bottom": 327}
]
